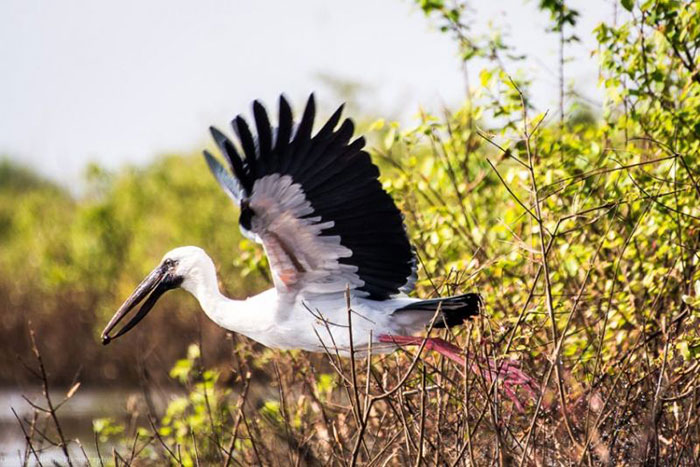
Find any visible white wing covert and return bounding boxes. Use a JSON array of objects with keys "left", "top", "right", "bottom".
[{"left": 204, "top": 95, "right": 416, "bottom": 299}]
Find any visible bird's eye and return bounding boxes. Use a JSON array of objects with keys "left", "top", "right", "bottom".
[{"left": 164, "top": 259, "right": 175, "bottom": 268}]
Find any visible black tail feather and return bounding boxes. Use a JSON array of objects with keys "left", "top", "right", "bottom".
[{"left": 395, "top": 293, "right": 482, "bottom": 328}]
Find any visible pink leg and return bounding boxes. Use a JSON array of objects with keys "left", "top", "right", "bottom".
[{"left": 378, "top": 335, "right": 538, "bottom": 412}]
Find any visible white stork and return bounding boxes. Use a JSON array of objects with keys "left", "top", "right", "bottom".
[{"left": 101, "top": 95, "right": 534, "bottom": 407}]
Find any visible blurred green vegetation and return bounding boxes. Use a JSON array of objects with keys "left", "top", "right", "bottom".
[
  {"left": 5, "top": 0, "right": 700, "bottom": 463},
  {"left": 0, "top": 155, "right": 270, "bottom": 385}
]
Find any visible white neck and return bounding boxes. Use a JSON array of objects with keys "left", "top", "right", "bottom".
[
  {"left": 167, "top": 247, "right": 278, "bottom": 336},
  {"left": 179, "top": 257, "right": 247, "bottom": 333}
]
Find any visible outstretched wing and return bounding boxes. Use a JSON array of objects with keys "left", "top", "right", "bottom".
[{"left": 204, "top": 94, "right": 416, "bottom": 299}]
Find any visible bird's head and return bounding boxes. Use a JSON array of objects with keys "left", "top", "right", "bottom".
[{"left": 100, "top": 246, "right": 213, "bottom": 345}]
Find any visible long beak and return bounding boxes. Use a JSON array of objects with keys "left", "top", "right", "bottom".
[{"left": 101, "top": 264, "right": 169, "bottom": 345}]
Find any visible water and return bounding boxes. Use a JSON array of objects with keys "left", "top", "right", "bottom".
[{"left": 0, "top": 387, "right": 174, "bottom": 466}]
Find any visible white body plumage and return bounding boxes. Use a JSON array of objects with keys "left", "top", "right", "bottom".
[{"left": 175, "top": 246, "right": 428, "bottom": 356}]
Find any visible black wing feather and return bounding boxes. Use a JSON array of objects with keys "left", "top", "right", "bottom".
[
  {"left": 276, "top": 96, "right": 294, "bottom": 173},
  {"left": 209, "top": 126, "right": 251, "bottom": 193},
  {"left": 316, "top": 104, "right": 344, "bottom": 138},
  {"left": 206, "top": 94, "right": 416, "bottom": 299},
  {"left": 253, "top": 101, "right": 273, "bottom": 162},
  {"left": 294, "top": 95, "right": 316, "bottom": 145},
  {"left": 232, "top": 116, "right": 261, "bottom": 178}
]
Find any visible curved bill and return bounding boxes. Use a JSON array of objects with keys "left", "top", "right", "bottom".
[{"left": 101, "top": 264, "right": 169, "bottom": 345}]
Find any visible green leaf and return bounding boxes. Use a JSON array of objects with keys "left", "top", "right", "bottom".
[{"left": 479, "top": 68, "right": 492, "bottom": 87}]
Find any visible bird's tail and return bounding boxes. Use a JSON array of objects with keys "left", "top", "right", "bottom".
[{"left": 394, "top": 293, "right": 482, "bottom": 329}]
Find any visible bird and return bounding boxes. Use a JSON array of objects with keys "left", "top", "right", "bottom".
[{"left": 100, "top": 95, "right": 534, "bottom": 407}]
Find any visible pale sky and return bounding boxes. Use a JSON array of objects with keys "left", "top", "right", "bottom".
[{"left": 1, "top": 0, "right": 611, "bottom": 187}]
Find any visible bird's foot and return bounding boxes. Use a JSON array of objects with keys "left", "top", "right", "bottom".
[
  {"left": 469, "top": 354, "right": 538, "bottom": 412},
  {"left": 378, "top": 335, "right": 538, "bottom": 412}
]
